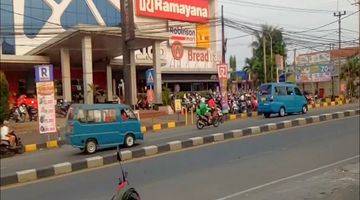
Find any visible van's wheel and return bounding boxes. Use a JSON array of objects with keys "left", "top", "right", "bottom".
[
  {"left": 302, "top": 105, "right": 308, "bottom": 114},
  {"left": 124, "top": 134, "right": 135, "bottom": 147},
  {"left": 85, "top": 139, "right": 97, "bottom": 154},
  {"left": 279, "top": 107, "right": 286, "bottom": 117}
]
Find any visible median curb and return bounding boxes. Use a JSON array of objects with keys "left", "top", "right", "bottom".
[{"left": 2, "top": 109, "right": 359, "bottom": 187}]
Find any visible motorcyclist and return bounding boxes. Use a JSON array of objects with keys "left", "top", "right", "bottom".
[
  {"left": 1, "top": 124, "right": 16, "bottom": 146},
  {"left": 196, "top": 97, "right": 212, "bottom": 123}
]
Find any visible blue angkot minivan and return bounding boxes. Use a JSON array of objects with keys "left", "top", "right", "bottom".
[
  {"left": 257, "top": 83, "right": 308, "bottom": 118},
  {"left": 65, "top": 104, "right": 143, "bottom": 154}
]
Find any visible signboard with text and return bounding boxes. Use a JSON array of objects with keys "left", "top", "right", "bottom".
[
  {"left": 35, "top": 65, "right": 56, "bottom": 134},
  {"left": 36, "top": 82, "right": 56, "bottom": 134},
  {"left": 169, "top": 22, "right": 196, "bottom": 48},
  {"left": 295, "top": 64, "right": 334, "bottom": 83},
  {"left": 135, "top": 0, "right": 210, "bottom": 23},
  {"left": 35, "top": 65, "right": 53, "bottom": 82},
  {"left": 174, "top": 99, "right": 182, "bottom": 112},
  {"left": 217, "top": 64, "right": 229, "bottom": 113}
]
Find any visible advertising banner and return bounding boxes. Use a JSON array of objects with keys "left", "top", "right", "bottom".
[
  {"left": 135, "top": 0, "right": 210, "bottom": 23},
  {"left": 217, "top": 64, "right": 229, "bottom": 113},
  {"left": 36, "top": 82, "right": 56, "bottom": 134},
  {"left": 35, "top": 65, "right": 56, "bottom": 134},
  {"left": 196, "top": 23, "right": 210, "bottom": 48},
  {"left": 295, "top": 64, "right": 334, "bottom": 83},
  {"left": 169, "top": 22, "right": 196, "bottom": 48},
  {"left": 296, "top": 52, "right": 330, "bottom": 65}
]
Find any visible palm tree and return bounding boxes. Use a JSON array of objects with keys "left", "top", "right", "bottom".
[
  {"left": 340, "top": 56, "right": 360, "bottom": 97},
  {"left": 247, "top": 25, "right": 286, "bottom": 84}
]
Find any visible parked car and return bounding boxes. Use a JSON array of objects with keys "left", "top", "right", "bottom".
[
  {"left": 257, "top": 83, "right": 308, "bottom": 118},
  {"left": 65, "top": 104, "right": 143, "bottom": 154}
]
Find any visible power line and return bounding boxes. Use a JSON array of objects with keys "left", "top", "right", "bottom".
[{"left": 220, "top": 0, "right": 336, "bottom": 14}]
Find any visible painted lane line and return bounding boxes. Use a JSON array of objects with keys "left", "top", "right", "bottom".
[{"left": 215, "top": 155, "right": 360, "bottom": 200}]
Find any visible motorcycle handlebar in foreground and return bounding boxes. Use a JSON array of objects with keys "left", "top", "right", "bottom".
[{"left": 111, "top": 146, "right": 141, "bottom": 200}]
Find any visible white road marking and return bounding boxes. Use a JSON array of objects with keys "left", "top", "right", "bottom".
[{"left": 215, "top": 155, "right": 360, "bottom": 200}]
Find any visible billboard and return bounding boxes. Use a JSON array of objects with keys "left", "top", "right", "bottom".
[
  {"left": 295, "top": 64, "right": 334, "bottom": 83},
  {"left": 169, "top": 22, "right": 196, "bottom": 48},
  {"left": 196, "top": 23, "right": 210, "bottom": 48},
  {"left": 296, "top": 52, "right": 330, "bottom": 65},
  {"left": 135, "top": 0, "right": 210, "bottom": 23}
]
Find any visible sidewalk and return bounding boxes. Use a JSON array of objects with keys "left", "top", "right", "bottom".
[{"left": 7, "top": 112, "right": 186, "bottom": 145}]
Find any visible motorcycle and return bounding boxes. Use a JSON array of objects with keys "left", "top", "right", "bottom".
[
  {"left": 27, "top": 105, "right": 38, "bottom": 121},
  {"left": 136, "top": 97, "right": 150, "bottom": 110},
  {"left": 196, "top": 114, "right": 220, "bottom": 130},
  {"left": 0, "top": 131, "right": 25, "bottom": 158},
  {"left": 111, "top": 146, "right": 141, "bottom": 200},
  {"left": 56, "top": 99, "right": 71, "bottom": 118},
  {"left": 229, "top": 100, "right": 240, "bottom": 114},
  {"left": 10, "top": 104, "right": 27, "bottom": 123}
]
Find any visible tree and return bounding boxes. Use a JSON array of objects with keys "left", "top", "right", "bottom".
[
  {"left": 0, "top": 71, "right": 9, "bottom": 123},
  {"left": 229, "top": 55, "right": 237, "bottom": 81},
  {"left": 340, "top": 56, "right": 360, "bottom": 97},
  {"left": 246, "top": 25, "right": 287, "bottom": 84}
]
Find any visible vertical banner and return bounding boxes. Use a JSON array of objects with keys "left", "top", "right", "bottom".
[
  {"left": 217, "top": 64, "right": 229, "bottom": 113},
  {"left": 35, "top": 65, "right": 56, "bottom": 134}
]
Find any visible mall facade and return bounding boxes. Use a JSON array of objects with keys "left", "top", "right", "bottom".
[{"left": 0, "top": 0, "right": 220, "bottom": 105}]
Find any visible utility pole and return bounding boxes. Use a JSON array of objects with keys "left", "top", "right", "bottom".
[
  {"left": 269, "top": 35, "right": 273, "bottom": 82},
  {"left": 263, "top": 36, "right": 267, "bottom": 83},
  {"left": 352, "top": 0, "right": 360, "bottom": 46},
  {"left": 333, "top": 11, "right": 346, "bottom": 99},
  {"left": 333, "top": 11, "right": 346, "bottom": 49},
  {"left": 221, "top": 5, "right": 226, "bottom": 64},
  {"left": 292, "top": 49, "right": 296, "bottom": 83}
]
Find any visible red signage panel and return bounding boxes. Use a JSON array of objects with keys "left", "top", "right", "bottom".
[{"left": 135, "top": 0, "right": 210, "bottom": 23}]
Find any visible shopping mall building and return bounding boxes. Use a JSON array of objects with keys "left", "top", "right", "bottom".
[{"left": 0, "top": 0, "right": 220, "bottom": 105}]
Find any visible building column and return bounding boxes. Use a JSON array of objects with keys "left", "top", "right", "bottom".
[
  {"left": 82, "top": 36, "right": 93, "bottom": 104},
  {"left": 124, "top": 49, "right": 137, "bottom": 105},
  {"left": 106, "top": 65, "right": 113, "bottom": 101},
  {"left": 153, "top": 41, "right": 162, "bottom": 104},
  {"left": 60, "top": 48, "right": 72, "bottom": 102}
]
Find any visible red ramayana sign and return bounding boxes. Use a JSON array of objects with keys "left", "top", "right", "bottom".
[{"left": 135, "top": 0, "right": 209, "bottom": 23}]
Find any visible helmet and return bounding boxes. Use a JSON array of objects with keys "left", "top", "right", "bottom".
[{"left": 200, "top": 97, "right": 206, "bottom": 103}]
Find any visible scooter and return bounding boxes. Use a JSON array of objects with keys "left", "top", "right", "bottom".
[
  {"left": 111, "top": 146, "right": 141, "bottom": 200},
  {"left": 0, "top": 131, "right": 25, "bottom": 158}
]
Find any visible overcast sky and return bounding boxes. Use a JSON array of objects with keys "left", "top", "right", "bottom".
[{"left": 218, "top": 0, "right": 359, "bottom": 69}]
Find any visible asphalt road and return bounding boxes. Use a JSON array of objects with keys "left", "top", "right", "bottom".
[
  {"left": 0, "top": 104, "right": 358, "bottom": 175},
  {"left": 1, "top": 115, "right": 359, "bottom": 200}
]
